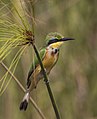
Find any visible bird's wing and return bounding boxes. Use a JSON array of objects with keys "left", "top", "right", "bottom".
[{"left": 27, "top": 48, "right": 46, "bottom": 88}]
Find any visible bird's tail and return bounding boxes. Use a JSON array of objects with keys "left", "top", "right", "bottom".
[{"left": 19, "top": 92, "right": 30, "bottom": 111}]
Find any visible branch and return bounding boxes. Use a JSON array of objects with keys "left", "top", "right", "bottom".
[
  {"left": 28, "top": 1, "right": 61, "bottom": 118},
  {"left": 32, "top": 44, "right": 61, "bottom": 119},
  {"left": 0, "top": 61, "right": 46, "bottom": 119}
]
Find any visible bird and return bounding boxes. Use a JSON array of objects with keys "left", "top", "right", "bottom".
[{"left": 19, "top": 32, "right": 74, "bottom": 111}]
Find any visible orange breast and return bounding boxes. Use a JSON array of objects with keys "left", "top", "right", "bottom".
[{"left": 42, "top": 51, "right": 58, "bottom": 71}]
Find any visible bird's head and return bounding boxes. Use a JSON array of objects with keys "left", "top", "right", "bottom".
[{"left": 46, "top": 32, "right": 74, "bottom": 49}]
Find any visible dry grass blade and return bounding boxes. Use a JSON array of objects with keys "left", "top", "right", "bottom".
[{"left": 0, "top": 61, "right": 46, "bottom": 119}]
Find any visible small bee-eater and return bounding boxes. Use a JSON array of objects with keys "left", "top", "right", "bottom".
[{"left": 20, "top": 32, "right": 74, "bottom": 110}]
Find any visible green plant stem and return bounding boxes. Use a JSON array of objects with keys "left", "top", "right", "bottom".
[
  {"left": 30, "top": 0, "right": 60, "bottom": 118},
  {"left": 0, "top": 61, "right": 46, "bottom": 119},
  {"left": 32, "top": 44, "right": 61, "bottom": 119}
]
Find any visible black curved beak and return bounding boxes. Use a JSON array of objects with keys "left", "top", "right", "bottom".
[{"left": 60, "top": 38, "right": 75, "bottom": 42}]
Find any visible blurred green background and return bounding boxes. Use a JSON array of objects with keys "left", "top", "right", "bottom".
[{"left": 0, "top": 0, "right": 97, "bottom": 119}]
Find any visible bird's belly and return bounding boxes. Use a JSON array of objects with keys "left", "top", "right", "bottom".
[
  {"left": 29, "top": 54, "right": 58, "bottom": 91},
  {"left": 43, "top": 54, "right": 58, "bottom": 71},
  {"left": 31, "top": 54, "right": 57, "bottom": 82}
]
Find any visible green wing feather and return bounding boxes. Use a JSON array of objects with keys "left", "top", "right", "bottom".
[{"left": 27, "top": 48, "right": 46, "bottom": 88}]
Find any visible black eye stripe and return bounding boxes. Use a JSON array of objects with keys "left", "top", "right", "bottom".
[{"left": 47, "top": 39, "right": 58, "bottom": 46}]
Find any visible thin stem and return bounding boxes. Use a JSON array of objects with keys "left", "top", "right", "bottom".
[
  {"left": 32, "top": 44, "right": 61, "bottom": 119},
  {"left": 29, "top": 0, "right": 61, "bottom": 118},
  {"left": 0, "top": 61, "right": 46, "bottom": 119}
]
